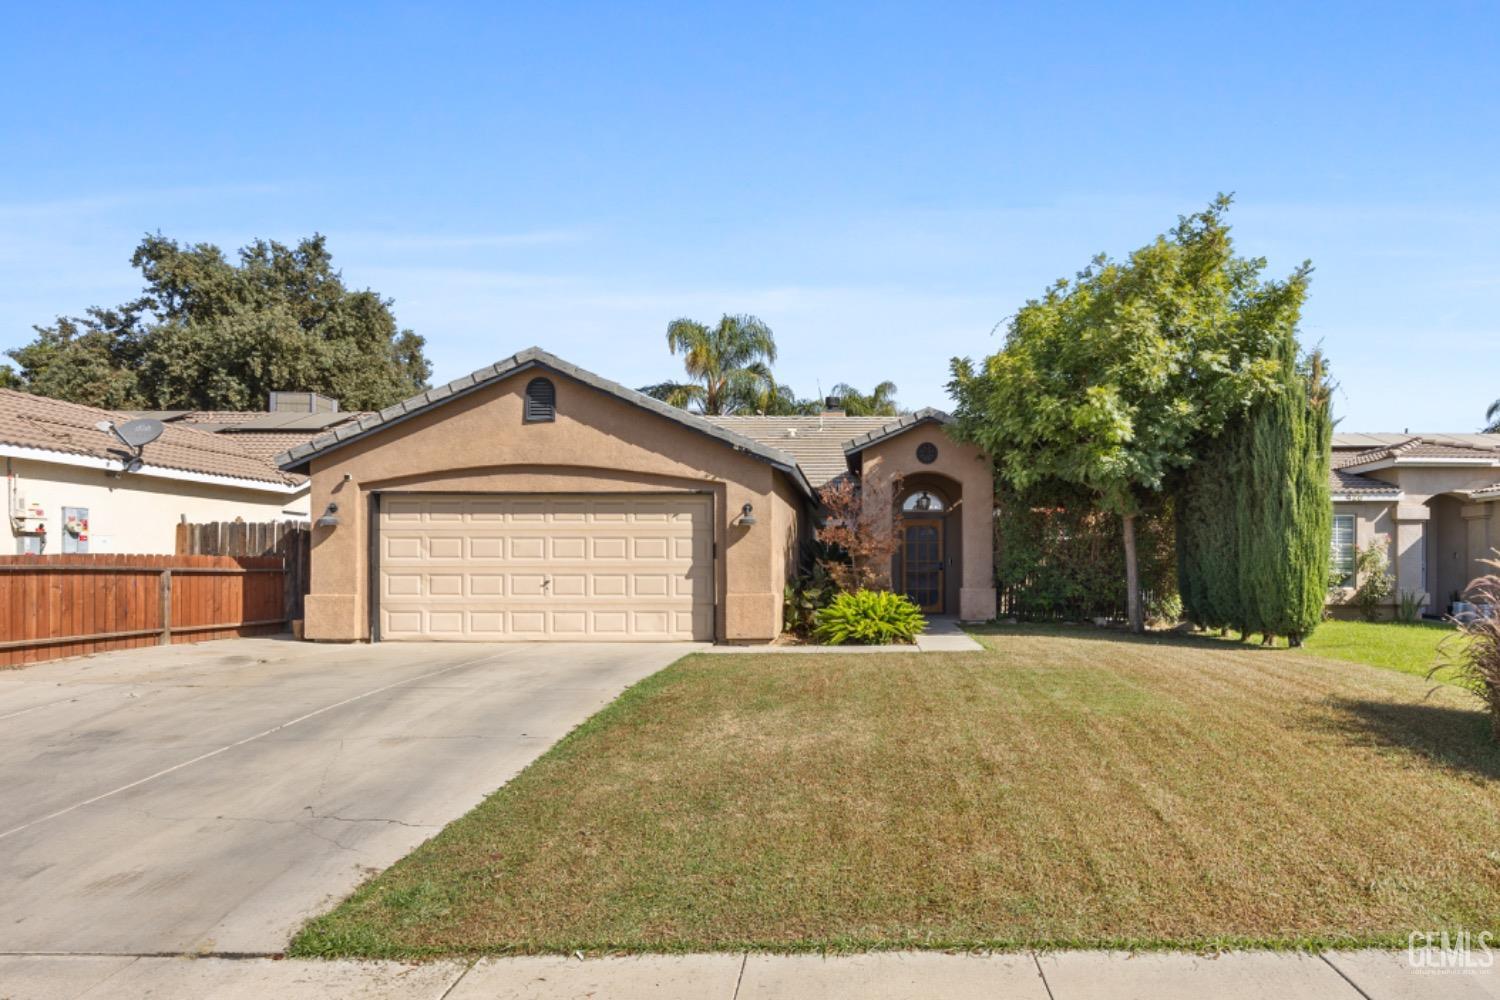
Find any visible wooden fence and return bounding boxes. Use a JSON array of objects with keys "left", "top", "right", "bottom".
[
  {"left": 0, "top": 554, "right": 289, "bottom": 668},
  {"left": 176, "top": 520, "right": 310, "bottom": 622}
]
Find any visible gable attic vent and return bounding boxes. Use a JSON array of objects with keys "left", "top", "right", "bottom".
[{"left": 524, "top": 377, "right": 556, "bottom": 422}]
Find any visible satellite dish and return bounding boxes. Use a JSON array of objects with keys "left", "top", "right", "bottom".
[{"left": 113, "top": 418, "right": 165, "bottom": 449}]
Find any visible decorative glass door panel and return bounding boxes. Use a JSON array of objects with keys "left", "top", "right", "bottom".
[{"left": 901, "top": 521, "right": 944, "bottom": 613}]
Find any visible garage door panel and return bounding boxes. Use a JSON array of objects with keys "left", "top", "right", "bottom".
[
  {"left": 378, "top": 493, "right": 713, "bottom": 641},
  {"left": 470, "top": 537, "right": 504, "bottom": 559},
  {"left": 591, "top": 537, "right": 629, "bottom": 560},
  {"left": 384, "top": 536, "right": 423, "bottom": 560},
  {"left": 552, "top": 536, "right": 587, "bottom": 559}
]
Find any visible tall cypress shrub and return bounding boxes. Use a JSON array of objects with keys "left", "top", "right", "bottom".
[{"left": 1234, "top": 336, "right": 1332, "bottom": 646}]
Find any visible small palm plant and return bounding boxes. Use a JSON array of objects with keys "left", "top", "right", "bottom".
[{"left": 1435, "top": 556, "right": 1500, "bottom": 741}]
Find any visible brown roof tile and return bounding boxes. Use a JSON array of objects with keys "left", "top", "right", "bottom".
[
  {"left": 1330, "top": 468, "right": 1401, "bottom": 497},
  {"left": 704, "top": 415, "right": 894, "bottom": 487},
  {"left": 0, "top": 389, "right": 300, "bottom": 488},
  {"left": 1339, "top": 436, "right": 1500, "bottom": 469}
]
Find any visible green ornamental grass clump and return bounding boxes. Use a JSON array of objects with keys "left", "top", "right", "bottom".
[{"left": 813, "top": 590, "right": 926, "bottom": 645}]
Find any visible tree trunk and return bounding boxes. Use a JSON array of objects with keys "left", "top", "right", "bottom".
[{"left": 1123, "top": 512, "right": 1143, "bottom": 633}]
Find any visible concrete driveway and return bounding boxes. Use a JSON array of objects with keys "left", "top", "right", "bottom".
[{"left": 0, "top": 637, "right": 696, "bottom": 955}]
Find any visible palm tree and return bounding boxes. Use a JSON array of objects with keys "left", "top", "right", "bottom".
[
  {"left": 1487, "top": 398, "right": 1500, "bottom": 433},
  {"left": 830, "top": 381, "right": 901, "bottom": 416},
  {"left": 753, "top": 382, "right": 820, "bottom": 416},
  {"left": 638, "top": 314, "right": 778, "bottom": 415}
]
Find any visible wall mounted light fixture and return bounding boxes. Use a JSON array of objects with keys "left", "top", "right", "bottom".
[
  {"left": 316, "top": 501, "right": 341, "bottom": 528},
  {"left": 735, "top": 502, "right": 756, "bottom": 527}
]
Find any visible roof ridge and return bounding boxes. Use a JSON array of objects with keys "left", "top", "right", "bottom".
[{"left": 277, "top": 347, "right": 814, "bottom": 497}]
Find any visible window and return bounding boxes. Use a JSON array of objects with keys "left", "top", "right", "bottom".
[
  {"left": 1331, "top": 514, "right": 1356, "bottom": 586},
  {"left": 524, "top": 377, "right": 556, "bottom": 422},
  {"left": 901, "top": 490, "right": 947, "bottom": 513}
]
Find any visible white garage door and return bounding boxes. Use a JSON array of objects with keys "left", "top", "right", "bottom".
[{"left": 377, "top": 493, "right": 714, "bottom": 641}]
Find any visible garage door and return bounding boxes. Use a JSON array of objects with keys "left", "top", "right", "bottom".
[{"left": 377, "top": 493, "right": 714, "bottom": 641}]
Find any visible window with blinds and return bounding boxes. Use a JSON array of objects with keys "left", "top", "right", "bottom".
[{"left": 1331, "top": 514, "right": 1356, "bottom": 586}]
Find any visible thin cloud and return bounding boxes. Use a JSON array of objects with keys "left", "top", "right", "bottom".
[
  {"left": 0, "top": 183, "right": 284, "bottom": 220},
  {"left": 335, "top": 229, "right": 590, "bottom": 252}
]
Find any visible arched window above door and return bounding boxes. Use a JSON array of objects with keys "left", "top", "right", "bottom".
[{"left": 900, "top": 488, "right": 947, "bottom": 513}]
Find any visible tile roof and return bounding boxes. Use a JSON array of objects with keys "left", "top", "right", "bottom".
[
  {"left": 0, "top": 389, "right": 302, "bottom": 488},
  {"left": 704, "top": 415, "right": 893, "bottom": 487},
  {"left": 277, "top": 347, "right": 815, "bottom": 497},
  {"left": 1332, "top": 432, "right": 1500, "bottom": 451},
  {"left": 1330, "top": 468, "right": 1401, "bottom": 498},
  {"left": 1471, "top": 482, "right": 1500, "bottom": 499},
  {"left": 1337, "top": 436, "right": 1500, "bottom": 470},
  {"left": 842, "top": 408, "right": 953, "bottom": 454}
]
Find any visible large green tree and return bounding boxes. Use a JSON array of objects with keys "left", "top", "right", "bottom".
[
  {"left": 638, "top": 313, "right": 779, "bottom": 415},
  {"left": 1487, "top": 398, "right": 1499, "bottom": 433},
  {"left": 7, "top": 234, "right": 432, "bottom": 410},
  {"left": 949, "top": 197, "right": 1310, "bottom": 631}
]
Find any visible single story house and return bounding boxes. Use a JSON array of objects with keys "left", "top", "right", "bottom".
[
  {"left": 1330, "top": 433, "right": 1500, "bottom": 615},
  {"left": 279, "top": 347, "right": 997, "bottom": 643},
  {"left": 1, "top": 389, "right": 312, "bottom": 554}
]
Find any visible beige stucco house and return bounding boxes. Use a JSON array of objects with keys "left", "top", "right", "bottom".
[
  {"left": 279, "top": 347, "right": 997, "bottom": 643},
  {"left": 1330, "top": 433, "right": 1500, "bottom": 616},
  {"left": 0, "top": 389, "right": 311, "bottom": 554}
]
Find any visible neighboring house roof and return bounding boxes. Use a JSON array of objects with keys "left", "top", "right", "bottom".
[
  {"left": 1332, "top": 432, "right": 1500, "bottom": 451},
  {"left": 1472, "top": 482, "right": 1500, "bottom": 499},
  {"left": 130, "top": 410, "right": 268, "bottom": 427},
  {"left": 842, "top": 408, "right": 953, "bottom": 455},
  {"left": 704, "top": 415, "right": 892, "bottom": 488},
  {"left": 1338, "top": 436, "right": 1500, "bottom": 472},
  {"left": 276, "top": 347, "right": 816, "bottom": 497},
  {"left": 0, "top": 389, "right": 304, "bottom": 491},
  {"left": 1330, "top": 468, "right": 1402, "bottom": 501}
]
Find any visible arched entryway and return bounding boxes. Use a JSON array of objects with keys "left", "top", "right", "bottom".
[{"left": 895, "top": 474, "right": 962, "bottom": 614}]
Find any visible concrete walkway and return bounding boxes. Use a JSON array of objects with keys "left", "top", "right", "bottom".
[
  {"left": 3, "top": 949, "right": 1495, "bottom": 999},
  {"left": 704, "top": 616, "right": 985, "bottom": 654}
]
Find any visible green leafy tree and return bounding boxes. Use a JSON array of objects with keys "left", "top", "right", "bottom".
[
  {"left": 949, "top": 196, "right": 1308, "bottom": 631},
  {"left": 830, "top": 380, "right": 901, "bottom": 416},
  {"left": 7, "top": 234, "right": 432, "bottom": 410},
  {"left": 638, "top": 314, "right": 779, "bottom": 415},
  {"left": 1487, "top": 398, "right": 1499, "bottom": 433},
  {"left": 1176, "top": 425, "right": 1244, "bottom": 631}
]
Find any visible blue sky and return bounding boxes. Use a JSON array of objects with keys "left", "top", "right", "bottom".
[{"left": 2, "top": 2, "right": 1496, "bottom": 429}]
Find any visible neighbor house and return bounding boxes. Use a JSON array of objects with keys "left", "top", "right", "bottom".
[
  {"left": 279, "top": 347, "right": 997, "bottom": 643},
  {"left": 1329, "top": 433, "right": 1500, "bottom": 616},
  {"left": 1, "top": 389, "right": 311, "bottom": 554}
]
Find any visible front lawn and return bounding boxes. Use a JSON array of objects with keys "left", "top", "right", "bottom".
[
  {"left": 292, "top": 626, "right": 1500, "bottom": 957},
  {"left": 1299, "top": 618, "right": 1461, "bottom": 682}
]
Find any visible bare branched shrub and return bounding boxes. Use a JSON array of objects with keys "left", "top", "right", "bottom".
[
  {"left": 1435, "top": 555, "right": 1500, "bottom": 742},
  {"left": 816, "top": 474, "right": 902, "bottom": 593}
]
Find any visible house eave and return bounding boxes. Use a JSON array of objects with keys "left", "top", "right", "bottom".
[
  {"left": 1344, "top": 457, "right": 1500, "bottom": 473},
  {"left": 1330, "top": 492, "right": 1402, "bottom": 503},
  {"left": 842, "top": 408, "right": 954, "bottom": 456},
  {"left": 0, "top": 443, "right": 309, "bottom": 495}
]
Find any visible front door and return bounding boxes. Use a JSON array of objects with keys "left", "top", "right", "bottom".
[{"left": 901, "top": 520, "right": 944, "bottom": 613}]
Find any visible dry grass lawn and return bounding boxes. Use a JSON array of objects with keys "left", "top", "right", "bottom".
[{"left": 291, "top": 626, "right": 1500, "bottom": 957}]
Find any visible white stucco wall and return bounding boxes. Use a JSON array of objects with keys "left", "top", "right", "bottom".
[{"left": 5, "top": 457, "right": 310, "bottom": 555}]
